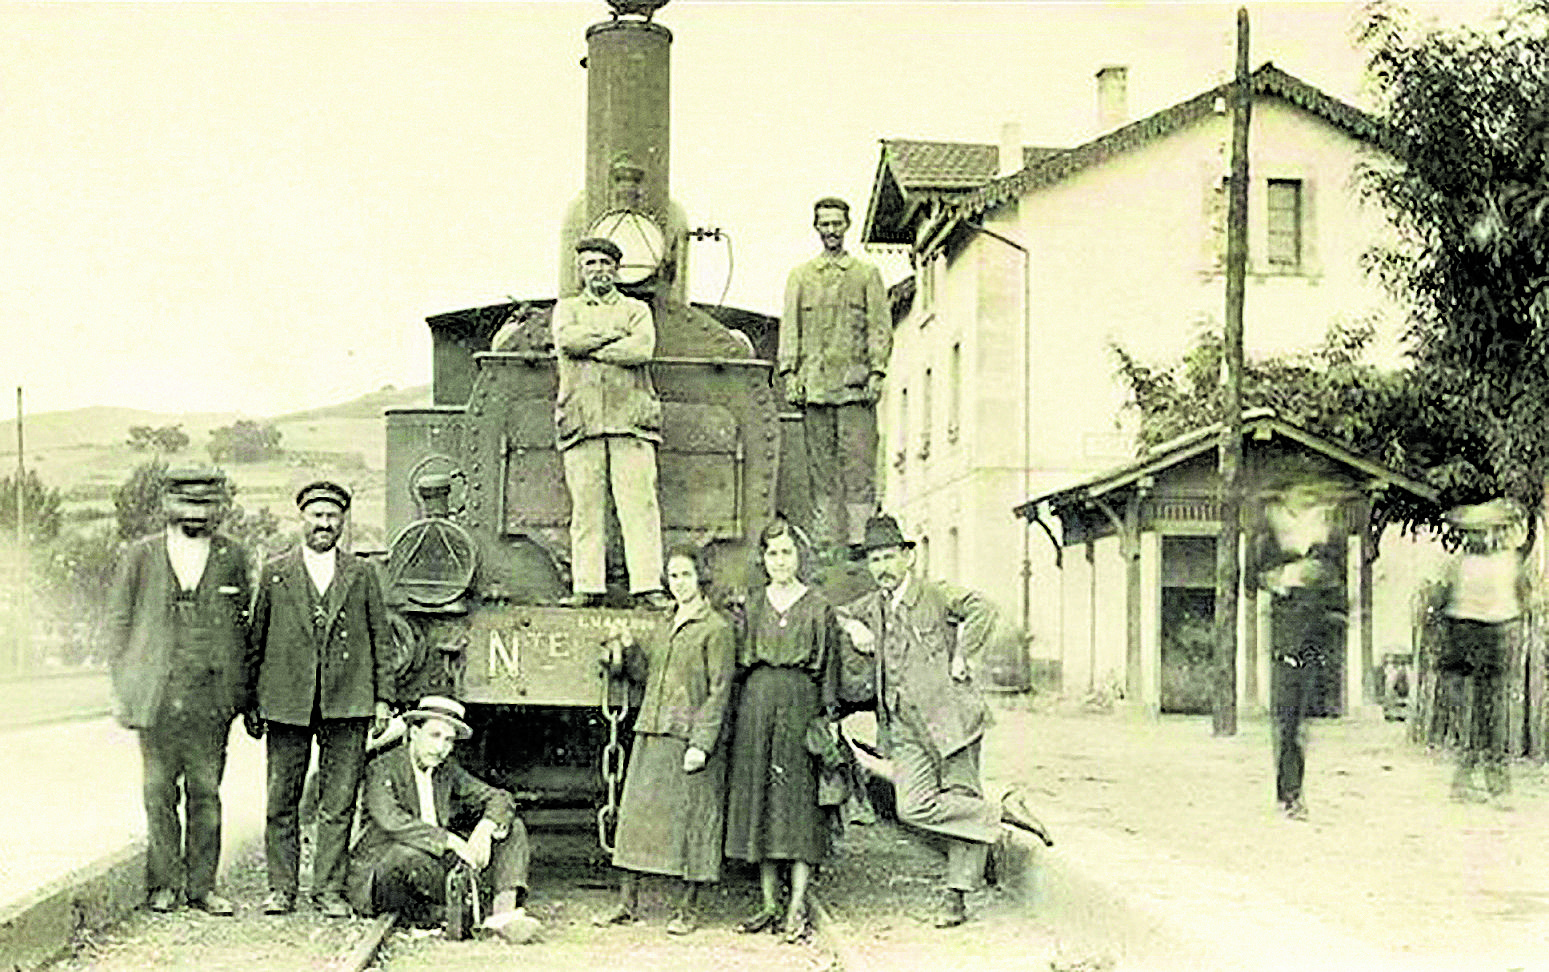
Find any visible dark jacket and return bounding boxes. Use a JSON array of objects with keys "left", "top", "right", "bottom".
[
  {"left": 843, "top": 575, "right": 996, "bottom": 759},
  {"left": 345, "top": 745, "right": 515, "bottom": 913},
  {"left": 624, "top": 598, "right": 736, "bottom": 754},
  {"left": 248, "top": 546, "right": 394, "bottom": 726},
  {"left": 105, "top": 531, "right": 252, "bottom": 729}
]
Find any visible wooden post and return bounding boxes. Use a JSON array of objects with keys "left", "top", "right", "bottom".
[{"left": 1213, "top": 8, "right": 1250, "bottom": 736}]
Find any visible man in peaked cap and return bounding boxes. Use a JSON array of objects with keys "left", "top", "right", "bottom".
[
  {"left": 106, "top": 468, "right": 251, "bottom": 915},
  {"left": 836, "top": 514, "right": 1050, "bottom": 928},
  {"left": 547, "top": 235, "right": 671, "bottom": 610},
  {"left": 347, "top": 696, "right": 539, "bottom": 943},
  {"left": 246, "top": 479, "right": 395, "bottom": 918}
]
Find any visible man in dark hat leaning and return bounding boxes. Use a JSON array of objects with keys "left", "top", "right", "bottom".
[
  {"left": 246, "top": 480, "right": 395, "bottom": 917},
  {"left": 347, "top": 696, "right": 539, "bottom": 943},
  {"left": 106, "top": 468, "right": 251, "bottom": 915},
  {"left": 836, "top": 514, "right": 1050, "bottom": 928},
  {"left": 543, "top": 236, "right": 671, "bottom": 609}
]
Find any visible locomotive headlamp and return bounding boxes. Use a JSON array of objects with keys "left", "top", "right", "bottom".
[{"left": 587, "top": 209, "right": 667, "bottom": 285}]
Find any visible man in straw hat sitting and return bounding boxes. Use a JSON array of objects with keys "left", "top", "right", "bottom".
[
  {"left": 836, "top": 514, "right": 1051, "bottom": 929},
  {"left": 346, "top": 696, "right": 540, "bottom": 943}
]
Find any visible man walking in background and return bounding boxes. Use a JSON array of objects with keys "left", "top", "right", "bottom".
[
  {"left": 107, "top": 468, "right": 251, "bottom": 915},
  {"left": 246, "top": 480, "right": 394, "bottom": 917}
]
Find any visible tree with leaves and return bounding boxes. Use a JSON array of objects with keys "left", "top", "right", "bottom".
[
  {"left": 1360, "top": 0, "right": 1549, "bottom": 513},
  {"left": 207, "top": 420, "right": 282, "bottom": 464},
  {"left": 0, "top": 469, "right": 64, "bottom": 545}
]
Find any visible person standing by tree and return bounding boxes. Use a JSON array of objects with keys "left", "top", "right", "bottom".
[
  {"left": 106, "top": 468, "right": 251, "bottom": 915},
  {"left": 597, "top": 544, "right": 735, "bottom": 935},
  {"left": 781, "top": 197, "right": 892, "bottom": 549},
  {"left": 246, "top": 480, "right": 394, "bottom": 918},
  {"left": 724, "top": 518, "right": 840, "bottom": 942},
  {"left": 1438, "top": 500, "right": 1529, "bottom": 803}
]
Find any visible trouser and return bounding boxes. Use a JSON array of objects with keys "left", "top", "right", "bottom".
[
  {"left": 1448, "top": 619, "right": 1510, "bottom": 788},
  {"left": 138, "top": 716, "right": 231, "bottom": 898},
  {"left": 888, "top": 722, "right": 999, "bottom": 892},
  {"left": 802, "top": 403, "right": 877, "bottom": 547},
  {"left": 266, "top": 718, "right": 368, "bottom": 896},
  {"left": 1272, "top": 653, "right": 1320, "bottom": 805},
  {"left": 562, "top": 436, "right": 663, "bottom": 595},
  {"left": 363, "top": 822, "right": 531, "bottom": 922}
]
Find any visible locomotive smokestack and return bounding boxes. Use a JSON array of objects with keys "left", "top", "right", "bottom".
[
  {"left": 585, "top": 19, "right": 671, "bottom": 224},
  {"left": 561, "top": 5, "right": 687, "bottom": 301}
]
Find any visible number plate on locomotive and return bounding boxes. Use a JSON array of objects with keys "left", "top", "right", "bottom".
[{"left": 464, "top": 606, "right": 658, "bottom": 706}]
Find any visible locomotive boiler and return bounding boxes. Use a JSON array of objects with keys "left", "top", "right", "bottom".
[{"left": 379, "top": 0, "right": 826, "bottom": 837}]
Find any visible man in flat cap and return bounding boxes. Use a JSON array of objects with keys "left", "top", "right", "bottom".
[
  {"left": 547, "top": 236, "right": 670, "bottom": 609},
  {"left": 106, "top": 468, "right": 251, "bottom": 915},
  {"left": 781, "top": 197, "right": 892, "bottom": 550},
  {"left": 246, "top": 480, "right": 395, "bottom": 917},
  {"left": 348, "top": 696, "right": 540, "bottom": 943},
  {"left": 837, "top": 514, "right": 1049, "bottom": 928}
]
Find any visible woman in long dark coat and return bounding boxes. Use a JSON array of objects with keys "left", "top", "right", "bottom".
[
  {"left": 599, "top": 544, "right": 735, "bottom": 935},
  {"left": 724, "top": 518, "right": 839, "bottom": 942}
]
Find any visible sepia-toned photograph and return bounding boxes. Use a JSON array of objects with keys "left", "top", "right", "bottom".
[{"left": 1, "top": 1, "right": 1546, "bottom": 969}]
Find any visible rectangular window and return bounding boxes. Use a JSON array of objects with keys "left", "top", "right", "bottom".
[
  {"left": 918, "top": 253, "right": 935, "bottom": 312},
  {"left": 948, "top": 342, "right": 962, "bottom": 443},
  {"left": 1266, "top": 178, "right": 1302, "bottom": 271},
  {"left": 895, "top": 387, "right": 909, "bottom": 472}
]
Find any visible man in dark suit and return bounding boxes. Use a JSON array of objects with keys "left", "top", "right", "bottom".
[
  {"left": 347, "top": 696, "right": 539, "bottom": 943},
  {"left": 106, "top": 468, "right": 251, "bottom": 915},
  {"left": 246, "top": 480, "right": 394, "bottom": 918},
  {"left": 837, "top": 514, "right": 1048, "bottom": 928}
]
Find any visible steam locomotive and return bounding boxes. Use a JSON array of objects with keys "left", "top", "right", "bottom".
[{"left": 377, "top": 1, "right": 849, "bottom": 838}]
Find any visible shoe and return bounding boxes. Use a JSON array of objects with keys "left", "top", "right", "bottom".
[
  {"left": 261, "top": 890, "right": 296, "bottom": 915},
  {"left": 147, "top": 888, "right": 179, "bottom": 913},
  {"left": 780, "top": 912, "right": 811, "bottom": 944},
  {"left": 736, "top": 908, "right": 779, "bottom": 934},
  {"left": 483, "top": 908, "right": 542, "bottom": 944},
  {"left": 314, "top": 891, "right": 352, "bottom": 919},
  {"left": 1281, "top": 798, "right": 1309, "bottom": 821},
  {"left": 190, "top": 893, "right": 235, "bottom": 916},
  {"left": 634, "top": 590, "right": 675, "bottom": 611},
  {"left": 593, "top": 903, "right": 637, "bottom": 927},
  {"left": 665, "top": 911, "right": 697, "bottom": 935},
  {"left": 1000, "top": 787, "right": 1054, "bottom": 847},
  {"left": 931, "top": 890, "right": 967, "bottom": 929}
]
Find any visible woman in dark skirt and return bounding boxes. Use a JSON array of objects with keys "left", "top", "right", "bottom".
[
  {"left": 724, "top": 518, "right": 839, "bottom": 942},
  {"left": 599, "top": 544, "right": 736, "bottom": 935}
]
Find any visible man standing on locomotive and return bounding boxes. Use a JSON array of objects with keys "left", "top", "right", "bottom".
[
  {"left": 549, "top": 236, "right": 672, "bottom": 610},
  {"left": 781, "top": 197, "right": 892, "bottom": 549},
  {"left": 106, "top": 468, "right": 251, "bottom": 916},
  {"left": 246, "top": 480, "right": 395, "bottom": 918}
]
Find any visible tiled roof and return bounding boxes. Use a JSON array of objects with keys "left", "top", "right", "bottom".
[
  {"left": 958, "top": 63, "right": 1387, "bottom": 220},
  {"left": 882, "top": 140, "right": 1065, "bottom": 190}
]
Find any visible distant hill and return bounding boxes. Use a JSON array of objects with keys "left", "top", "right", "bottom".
[
  {"left": 271, "top": 384, "right": 431, "bottom": 423},
  {"left": 1, "top": 384, "right": 433, "bottom": 536}
]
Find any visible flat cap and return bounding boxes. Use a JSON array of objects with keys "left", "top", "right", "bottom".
[
  {"left": 574, "top": 236, "right": 623, "bottom": 263},
  {"left": 295, "top": 480, "right": 351, "bottom": 512},
  {"left": 165, "top": 467, "right": 226, "bottom": 503}
]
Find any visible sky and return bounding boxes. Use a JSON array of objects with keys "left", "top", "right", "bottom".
[{"left": 0, "top": 0, "right": 1503, "bottom": 417}]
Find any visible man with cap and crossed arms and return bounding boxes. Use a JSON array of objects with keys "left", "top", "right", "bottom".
[
  {"left": 837, "top": 514, "right": 1051, "bottom": 929},
  {"left": 107, "top": 468, "right": 252, "bottom": 915},
  {"left": 539, "top": 236, "right": 671, "bottom": 610},
  {"left": 246, "top": 480, "right": 395, "bottom": 918},
  {"left": 347, "top": 696, "right": 540, "bottom": 943}
]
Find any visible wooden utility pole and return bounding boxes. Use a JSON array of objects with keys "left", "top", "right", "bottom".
[
  {"left": 1214, "top": 8, "right": 1250, "bottom": 736},
  {"left": 13, "top": 386, "right": 26, "bottom": 674}
]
